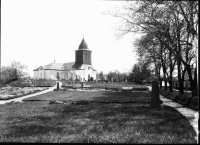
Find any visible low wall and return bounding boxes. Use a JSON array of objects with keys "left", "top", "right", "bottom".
[{"left": 32, "top": 80, "right": 56, "bottom": 87}]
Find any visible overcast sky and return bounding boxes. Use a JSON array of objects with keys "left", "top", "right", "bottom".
[{"left": 2, "top": 0, "right": 140, "bottom": 77}]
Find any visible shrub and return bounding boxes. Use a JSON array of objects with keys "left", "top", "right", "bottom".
[
  {"left": 160, "top": 89, "right": 171, "bottom": 97},
  {"left": 188, "top": 96, "right": 199, "bottom": 111},
  {"left": 174, "top": 94, "right": 192, "bottom": 105},
  {"left": 167, "top": 91, "right": 179, "bottom": 100},
  {"left": 160, "top": 89, "right": 198, "bottom": 111}
]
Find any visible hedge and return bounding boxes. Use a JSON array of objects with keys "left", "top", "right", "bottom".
[{"left": 160, "top": 88, "right": 198, "bottom": 111}]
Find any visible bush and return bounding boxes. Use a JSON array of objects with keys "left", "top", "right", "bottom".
[
  {"left": 160, "top": 89, "right": 171, "bottom": 97},
  {"left": 188, "top": 96, "right": 199, "bottom": 111},
  {"left": 174, "top": 94, "right": 192, "bottom": 105},
  {"left": 159, "top": 89, "right": 198, "bottom": 111}
]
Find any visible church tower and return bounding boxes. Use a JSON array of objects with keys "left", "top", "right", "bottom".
[{"left": 75, "top": 38, "right": 92, "bottom": 65}]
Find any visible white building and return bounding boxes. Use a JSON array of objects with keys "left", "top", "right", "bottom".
[{"left": 33, "top": 38, "right": 97, "bottom": 81}]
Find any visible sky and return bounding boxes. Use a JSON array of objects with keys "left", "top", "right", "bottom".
[{"left": 1, "top": 0, "right": 140, "bottom": 77}]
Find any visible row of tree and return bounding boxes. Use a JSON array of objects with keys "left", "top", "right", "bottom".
[
  {"left": 129, "top": 62, "right": 152, "bottom": 83},
  {"left": 96, "top": 70, "right": 128, "bottom": 83},
  {"left": 107, "top": 1, "right": 198, "bottom": 97},
  {"left": 96, "top": 65, "right": 152, "bottom": 84},
  {"left": 0, "top": 61, "right": 29, "bottom": 85}
]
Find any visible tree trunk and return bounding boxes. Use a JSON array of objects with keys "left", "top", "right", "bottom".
[
  {"left": 179, "top": 79, "right": 184, "bottom": 94},
  {"left": 159, "top": 78, "right": 162, "bottom": 89},
  {"left": 187, "top": 66, "right": 198, "bottom": 97},
  {"left": 169, "top": 80, "right": 173, "bottom": 92},
  {"left": 169, "top": 70, "right": 173, "bottom": 92},
  {"left": 169, "top": 51, "right": 174, "bottom": 92},
  {"left": 177, "top": 60, "right": 184, "bottom": 94},
  {"left": 164, "top": 78, "right": 168, "bottom": 90}
]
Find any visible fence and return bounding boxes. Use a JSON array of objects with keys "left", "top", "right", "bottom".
[{"left": 32, "top": 80, "right": 56, "bottom": 87}]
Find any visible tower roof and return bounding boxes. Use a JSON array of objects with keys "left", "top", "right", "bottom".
[{"left": 78, "top": 38, "right": 89, "bottom": 50}]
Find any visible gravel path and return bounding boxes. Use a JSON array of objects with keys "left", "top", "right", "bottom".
[
  {"left": 147, "top": 86, "right": 199, "bottom": 143},
  {"left": 0, "top": 81, "right": 62, "bottom": 105}
]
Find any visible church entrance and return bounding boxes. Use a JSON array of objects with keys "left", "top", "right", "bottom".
[{"left": 88, "top": 74, "right": 90, "bottom": 82}]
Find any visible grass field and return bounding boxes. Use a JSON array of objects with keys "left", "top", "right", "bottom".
[
  {"left": 0, "top": 88, "right": 197, "bottom": 143},
  {"left": 63, "top": 82, "right": 149, "bottom": 90}
]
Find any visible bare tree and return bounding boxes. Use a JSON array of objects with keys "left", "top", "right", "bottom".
[
  {"left": 1, "top": 61, "right": 29, "bottom": 85},
  {"left": 104, "top": 0, "right": 198, "bottom": 96}
]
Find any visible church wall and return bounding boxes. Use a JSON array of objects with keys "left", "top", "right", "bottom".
[
  {"left": 40, "top": 70, "right": 44, "bottom": 79},
  {"left": 44, "top": 70, "right": 51, "bottom": 79},
  {"left": 34, "top": 71, "right": 39, "bottom": 79},
  {"left": 34, "top": 70, "right": 44, "bottom": 79},
  {"left": 74, "top": 70, "right": 85, "bottom": 81},
  {"left": 84, "top": 68, "right": 96, "bottom": 80},
  {"left": 50, "top": 70, "right": 58, "bottom": 80},
  {"left": 34, "top": 70, "right": 68, "bottom": 80},
  {"left": 34, "top": 68, "right": 96, "bottom": 81},
  {"left": 73, "top": 68, "right": 96, "bottom": 81},
  {"left": 62, "top": 71, "right": 72, "bottom": 80},
  {"left": 49, "top": 70, "right": 65, "bottom": 80}
]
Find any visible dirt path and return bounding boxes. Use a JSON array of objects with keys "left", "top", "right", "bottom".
[{"left": 0, "top": 81, "right": 62, "bottom": 105}]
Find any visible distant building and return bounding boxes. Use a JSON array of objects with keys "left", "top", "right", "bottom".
[{"left": 33, "top": 38, "right": 97, "bottom": 81}]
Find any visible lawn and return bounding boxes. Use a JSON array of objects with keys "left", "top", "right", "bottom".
[
  {"left": 62, "top": 82, "right": 149, "bottom": 91},
  {"left": 0, "top": 89, "right": 197, "bottom": 143}
]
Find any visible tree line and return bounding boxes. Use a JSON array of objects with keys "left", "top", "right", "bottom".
[
  {"left": 0, "top": 61, "right": 29, "bottom": 85},
  {"left": 106, "top": 1, "right": 198, "bottom": 97},
  {"left": 96, "top": 65, "right": 152, "bottom": 84}
]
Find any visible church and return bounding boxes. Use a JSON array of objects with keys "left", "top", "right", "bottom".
[{"left": 33, "top": 38, "right": 97, "bottom": 81}]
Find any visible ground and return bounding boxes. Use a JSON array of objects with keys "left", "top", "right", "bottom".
[
  {"left": 0, "top": 84, "right": 196, "bottom": 143},
  {"left": 0, "top": 86, "right": 49, "bottom": 100}
]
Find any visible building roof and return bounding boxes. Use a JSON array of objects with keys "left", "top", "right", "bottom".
[
  {"left": 43, "top": 63, "right": 54, "bottom": 69},
  {"left": 63, "top": 62, "right": 75, "bottom": 70},
  {"left": 33, "top": 62, "right": 64, "bottom": 71},
  {"left": 78, "top": 38, "right": 89, "bottom": 50},
  {"left": 44, "top": 62, "right": 63, "bottom": 70},
  {"left": 34, "top": 62, "right": 96, "bottom": 71},
  {"left": 33, "top": 66, "right": 41, "bottom": 71}
]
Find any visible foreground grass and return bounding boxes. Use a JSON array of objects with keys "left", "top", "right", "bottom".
[{"left": 0, "top": 90, "right": 197, "bottom": 143}]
